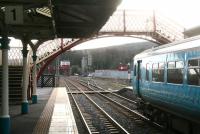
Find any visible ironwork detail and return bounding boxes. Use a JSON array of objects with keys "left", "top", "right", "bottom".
[
  {"left": 0, "top": 47, "right": 24, "bottom": 66},
  {"left": 0, "top": 9, "right": 186, "bottom": 88},
  {"left": 38, "top": 74, "right": 55, "bottom": 87},
  {"left": 100, "top": 10, "right": 184, "bottom": 44}
]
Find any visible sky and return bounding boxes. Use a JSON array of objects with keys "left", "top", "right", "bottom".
[
  {"left": 10, "top": 0, "right": 200, "bottom": 49},
  {"left": 72, "top": 0, "right": 200, "bottom": 50},
  {"left": 118, "top": 0, "right": 200, "bottom": 28}
]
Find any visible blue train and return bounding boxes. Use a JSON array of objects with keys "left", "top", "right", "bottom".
[{"left": 132, "top": 36, "right": 200, "bottom": 133}]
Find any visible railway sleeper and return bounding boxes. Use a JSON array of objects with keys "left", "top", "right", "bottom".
[
  {"left": 91, "top": 131, "right": 100, "bottom": 134},
  {"left": 104, "top": 122, "right": 112, "bottom": 125},
  {"left": 110, "top": 131, "right": 120, "bottom": 134},
  {"left": 90, "top": 127, "right": 98, "bottom": 131},
  {"left": 90, "top": 127, "right": 97, "bottom": 130},
  {"left": 104, "top": 123, "right": 116, "bottom": 127},
  {"left": 109, "top": 128, "right": 119, "bottom": 131}
]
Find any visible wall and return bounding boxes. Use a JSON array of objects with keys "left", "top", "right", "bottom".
[{"left": 94, "top": 70, "right": 132, "bottom": 79}]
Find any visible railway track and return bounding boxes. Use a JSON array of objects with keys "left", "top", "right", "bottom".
[
  {"left": 64, "top": 77, "right": 164, "bottom": 133},
  {"left": 65, "top": 79, "right": 128, "bottom": 134},
  {"left": 78, "top": 79, "right": 138, "bottom": 110}
]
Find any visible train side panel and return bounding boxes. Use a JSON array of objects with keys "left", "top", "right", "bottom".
[{"left": 133, "top": 49, "right": 200, "bottom": 122}]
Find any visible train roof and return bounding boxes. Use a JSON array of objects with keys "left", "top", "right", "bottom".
[{"left": 135, "top": 35, "right": 200, "bottom": 59}]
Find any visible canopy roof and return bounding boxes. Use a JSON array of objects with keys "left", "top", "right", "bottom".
[{"left": 0, "top": 0, "right": 121, "bottom": 39}]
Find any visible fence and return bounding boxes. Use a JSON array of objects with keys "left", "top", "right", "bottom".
[{"left": 37, "top": 74, "right": 55, "bottom": 87}]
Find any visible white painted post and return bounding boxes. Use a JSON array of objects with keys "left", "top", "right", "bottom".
[
  {"left": 0, "top": 37, "right": 10, "bottom": 134},
  {"left": 1, "top": 46, "right": 9, "bottom": 116},
  {"left": 32, "top": 51, "right": 37, "bottom": 104},
  {"left": 21, "top": 43, "right": 29, "bottom": 114}
]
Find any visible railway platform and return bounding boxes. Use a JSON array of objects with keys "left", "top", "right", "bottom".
[{"left": 10, "top": 87, "right": 78, "bottom": 134}]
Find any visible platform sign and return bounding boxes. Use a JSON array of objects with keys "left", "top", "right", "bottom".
[{"left": 5, "top": 6, "right": 23, "bottom": 24}]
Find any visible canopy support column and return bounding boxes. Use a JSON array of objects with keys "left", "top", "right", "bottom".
[
  {"left": 21, "top": 40, "right": 29, "bottom": 114},
  {"left": 0, "top": 36, "right": 10, "bottom": 134},
  {"left": 29, "top": 40, "right": 44, "bottom": 104},
  {"left": 32, "top": 51, "right": 37, "bottom": 104}
]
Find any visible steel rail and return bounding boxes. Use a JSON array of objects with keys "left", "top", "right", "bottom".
[
  {"left": 108, "top": 92, "right": 137, "bottom": 104},
  {"left": 97, "top": 88, "right": 163, "bottom": 129},
  {"left": 79, "top": 79, "right": 137, "bottom": 104},
  {"left": 77, "top": 79, "right": 164, "bottom": 129},
  {"left": 88, "top": 80, "right": 137, "bottom": 104},
  {"left": 64, "top": 80, "right": 92, "bottom": 134}
]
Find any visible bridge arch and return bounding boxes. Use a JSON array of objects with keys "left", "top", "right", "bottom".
[
  {"left": 36, "top": 35, "right": 159, "bottom": 79},
  {"left": 36, "top": 9, "right": 185, "bottom": 79},
  {"left": 76, "top": 35, "right": 161, "bottom": 46}
]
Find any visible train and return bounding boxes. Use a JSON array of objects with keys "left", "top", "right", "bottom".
[{"left": 132, "top": 36, "right": 200, "bottom": 133}]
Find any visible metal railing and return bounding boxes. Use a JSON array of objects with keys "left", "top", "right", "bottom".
[
  {"left": 155, "top": 12, "right": 184, "bottom": 41},
  {"left": 36, "top": 38, "right": 75, "bottom": 62},
  {"left": 36, "top": 38, "right": 80, "bottom": 64},
  {"left": 0, "top": 47, "right": 23, "bottom": 66},
  {"left": 101, "top": 10, "right": 155, "bottom": 33},
  {"left": 100, "top": 10, "right": 184, "bottom": 42},
  {"left": 0, "top": 9, "right": 186, "bottom": 80}
]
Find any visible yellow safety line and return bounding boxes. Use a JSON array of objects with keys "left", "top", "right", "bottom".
[{"left": 32, "top": 88, "right": 58, "bottom": 134}]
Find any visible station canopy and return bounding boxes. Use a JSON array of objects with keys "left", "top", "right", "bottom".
[{"left": 0, "top": 0, "right": 121, "bottom": 40}]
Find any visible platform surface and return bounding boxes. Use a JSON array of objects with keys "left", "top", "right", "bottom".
[
  {"left": 10, "top": 87, "right": 53, "bottom": 134},
  {"left": 33, "top": 87, "right": 78, "bottom": 134},
  {"left": 48, "top": 87, "right": 78, "bottom": 134}
]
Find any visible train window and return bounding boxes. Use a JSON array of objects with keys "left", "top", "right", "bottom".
[
  {"left": 188, "top": 59, "right": 200, "bottom": 86},
  {"left": 146, "top": 63, "right": 150, "bottom": 81},
  {"left": 152, "top": 63, "right": 158, "bottom": 81},
  {"left": 158, "top": 63, "right": 164, "bottom": 82},
  {"left": 176, "top": 61, "right": 184, "bottom": 68},
  {"left": 168, "top": 62, "right": 175, "bottom": 68},
  {"left": 167, "top": 61, "right": 183, "bottom": 84},
  {"left": 188, "top": 59, "right": 199, "bottom": 67},
  {"left": 134, "top": 65, "right": 136, "bottom": 76},
  {"left": 152, "top": 63, "right": 164, "bottom": 82}
]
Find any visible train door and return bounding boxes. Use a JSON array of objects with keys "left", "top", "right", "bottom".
[{"left": 136, "top": 60, "right": 142, "bottom": 97}]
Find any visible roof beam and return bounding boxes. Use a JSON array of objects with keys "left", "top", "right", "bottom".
[
  {"left": 0, "top": 0, "right": 47, "bottom": 5},
  {"left": 0, "top": 0, "right": 121, "bottom": 7},
  {"left": 56, "top": 22, "right": 98, "bottom": 27},
  {"left": 53, "top": 0, "right": 121, "bottom": 6},
  {"left": 57, "top": 8, "right": 94, "bottom": 22}
]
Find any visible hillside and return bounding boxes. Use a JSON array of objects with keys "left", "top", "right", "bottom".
[{"left": 49, "top": 41, "right": 157, "bottom": 73}]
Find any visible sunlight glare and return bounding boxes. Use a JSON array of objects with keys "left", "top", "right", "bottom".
[
  {"left": 72, "top": 37, "right": 145, "bottom": 50},
  {"left": 118, "top": 0, "right": 200, "bottom": 28}
]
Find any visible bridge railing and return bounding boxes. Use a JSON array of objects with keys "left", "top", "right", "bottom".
[
  {"left": 100, "top": 10, "right": 184, "bottom": 42},
  {"left": 34, "top": 10, "right": 185, "bottom": 67},
  {"left": 37, "top": 39, "right": 61, "bottom": 61},
  {"left": 101, "top": 10, "right": 154, "bottom": 33},
  {"left": 36, "top": 38, "right": 81, "bottom": 65},
  {"left": 36, "top": 38, "right": 75, "bottom": 63},
  {"left": 155, "top": 12, "right": 185, "bottom": 42}
]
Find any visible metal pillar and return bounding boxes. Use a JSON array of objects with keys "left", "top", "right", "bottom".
[
  {"left": 21, "top": 44, "right": 29, "bottom": 114},
  {"left": 55, "top": 55, "right": 60, "bottom": 86},
  {"left": 56, "top": 55, "right": 60, "bottom": 76},
  {"left": 0, "top": 37, "right": 10, "bottom": 134},
  {"left": 32, "top": 51, "right": 37, "bottom": 104}
]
